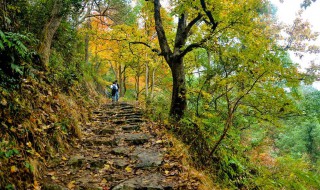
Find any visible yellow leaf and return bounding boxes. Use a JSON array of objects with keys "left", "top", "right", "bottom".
[
  {"left": 93, "top": 154, "right": 100, "bottom": 158},
  {"left": 26, "top": 142, "right": 32, "bottom": 147},
  {"left": 104, "top": 164, "right": 110, "bottom": 170},
  {"left": 33, "top": 180, "right": 41, "bottom": 190},
  {"left": 125, "top": 166, "right": 132, "bottom": 173},
  {"left": 62, "top": 156, "right": 67, "bottom": 161},
  {"left": 67, "top": 181, "right": 76, "bottom": 189},
  {"left": 101, "top": 178, "right": 107, "bottom": 183},
  {"left": 10, "top": 166, "right": 18, "bottom": 173},
  {"left": 164, "top": 170, "right": 169, "bottom": 175}
]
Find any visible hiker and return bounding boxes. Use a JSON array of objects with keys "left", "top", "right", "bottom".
[{"left": 110, "top": 80, "right": 119, "bottom": 102}]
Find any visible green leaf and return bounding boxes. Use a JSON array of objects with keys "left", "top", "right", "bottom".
[{"left": 11, "top": 63, "right": 24, "bottom": 75}]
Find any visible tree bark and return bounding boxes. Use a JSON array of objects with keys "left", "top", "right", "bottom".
[
  {"left": 145, "top": 60, "right": 149, "bottom": 100},
  {"left": 38, "top": 0, "right": 64, "bottom": 70},
  {"left": 169, "top": 58, "right": 187, "bottom": 120},
  {"left": 152, "top": 0, "right": 211, "bottom": 121},
  {"left": 84, "top": 19, "right": 91, "bottom": 64},
  {"left": 151, "top": 67, "right": 156, "bottom": 100}
]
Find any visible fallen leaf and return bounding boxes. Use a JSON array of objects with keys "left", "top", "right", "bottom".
[
  {"left": 33, "top": 180, "right": 41, "bottom": 190},
  {"left": 10, "top": 166, "right": 18, "bottom": 173},
  {"left": 67, "top": 181, "right": 76, "bottom": 189},
  {"left": 62, "top": 156, "right": 67, "bottom": 161},
  {"left": 101, "top": 178, "right": 107, "bottom": 183},
  {"left": 26, "top": 142, "right": 32, "bottom": 147},
  {"left": 0, "top": 98, "right": 7, "bottom": 106},
  {"left": 47, "top": 171, "right": 55, "bottom": 176},
  {"left": 125, "top": 166, "right": 132, "bottom": 173},
  {"left": 156, "top": 140, "right": 163, "bottom": 144},
  {"left": 93, "top": 154, "right": 100, "bottom": 158},
  {"left": 104, "top": 164, "right": 111, "bottom": 170}
]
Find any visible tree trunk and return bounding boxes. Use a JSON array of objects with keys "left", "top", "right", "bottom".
[
  {"left": 118, "top": 64, "right": 122, "bottom": 96},
  {"left": 153, "top": 0, "right": 203, "bottom": 121},
  {"left": 169, "top": 58, "right": 187, "bottom": 120},
  {"left": 145, "top": 60, "right": 149, "bottom": 100},
  {"left": 38, "top": 0, "right": 64, "bottom": 69},
  {"left": 123, "top": 67, "right": 127, "bottom": 96},
  {"left": 84, "top": 19, "right": 91, "bottom": 64},
  {"left": 135, "top": 74, "right": 140, "bottom": 100},
  {"left": 151, "top": 68, "right": 156, "bottom": 100}
]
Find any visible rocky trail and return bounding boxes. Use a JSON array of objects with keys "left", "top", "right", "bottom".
[{"left": 42, "top": 102, "right": 200, "bottom": 190}]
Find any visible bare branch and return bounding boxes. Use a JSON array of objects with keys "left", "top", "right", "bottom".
[{"left": 232, "top": 71, "right": 267, "bottom": 114}]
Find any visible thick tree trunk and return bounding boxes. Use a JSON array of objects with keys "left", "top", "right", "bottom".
[
  {"left": 38, "top": 0, "right": 64, "bottom": 69},
  {"left": 153, "top": 0, "right": 203, "bottom": 121},
  {"left": 169, "top": 58, "right": 187, "bottom": 120}
]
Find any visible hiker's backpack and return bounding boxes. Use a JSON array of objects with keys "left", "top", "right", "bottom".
[{"left": 111, "top": 84, "right": 117, "bottom": 96}]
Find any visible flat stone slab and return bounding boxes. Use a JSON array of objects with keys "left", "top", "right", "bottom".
[
  {"left": 126, "top": 118, "right": 144, "bottom": 123},
  {"left": 111, "top": 147, "right": 130, "bottom": 156},
  {"left": 112, "top": 159, "right": 129, "bottom": 169},
  {"left": 121, "top": 125, "right": 140, "bottom": 131},
  {"left": 112, "top": 173, "right": 167, "bottom": 190},
  {"left": 84, "top": 137, "right": 117, "bottom": 146},
  {"left": 98, "top": 127, "right": 115, "bottom": 135},
  {"left": 87, "top": 159, "right": 106, "bottom": 168},
  {"left": 112, "top": 120, "right": 126, "bottom": 125},
  {"left": 131, "top": 148, "right": 163, "bottom": 168},
  {"left": 68, "top": 155, "right": 86, "bottom": 167},
  {"left": 122, "top": 133, "right": 149, "bottom": 145},
  {"left": 42, "top": 184, "right": 67, "bottom": 190}
]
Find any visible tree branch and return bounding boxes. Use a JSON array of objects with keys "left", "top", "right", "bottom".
[
  {"left": 200, "top": 0, "right": 219, "bottom": 30},
  {"left": 129, "top": 41, "right": 161, "bottom": 55},
  {"left": 154, "top": 0, "right": 172, "bottom": 61}
]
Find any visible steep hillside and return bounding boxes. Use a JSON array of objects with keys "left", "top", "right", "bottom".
[{"left": 0, "top": 71, "right": 103, "bottom": 189}]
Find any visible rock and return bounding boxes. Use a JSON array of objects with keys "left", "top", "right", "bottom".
[
  {"left": 79, "top": 184, "right": 103, "bottom": 190},
  {"left": 112, "top": 159, "right": 129, "bottom": 169},
  {"left": 126, "top": 118, "right": 144, "bottom": 123},
  {"left": 99, "top": 127, "right": 115, "bottom": 135},
  {"left": 111, "top": 147, "right": 129, "bottom": 156},
  {"left": 123, "top": 133, "right": 149, "bottom": 145},
  {"left": 121, "top": 125, "right": 140, "bottom": 132},
  {"left": 68, "top": 155, "right": 85, "bottom": 167},
  {"left": 88, "top": 159, "right": 106, "bottom": 168},
  {"left": 132, "top": 148, "right": 163, "bottom": 168},
  {"left": 112, "top": 173, "right": 166, "bottom": 190},
  {"left": 84, "top": 137, "right": 118, "bottom": 146},
  {"left": 112, "top": 120, "right": 126, "bottom": 125},
  {"left": 42, "top": 184, "right": 67, "bottom": 190}
]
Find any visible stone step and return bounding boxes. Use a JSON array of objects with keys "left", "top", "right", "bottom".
[
  {"left": 121, "top": 125, "right": 140, "bottom": 132},
  {"left": 126, "top": 118, "right": 144, "bottom": 123},
  {"left": 131, "top": 148, "right": 164, "bottom": 169},
  {"left": 112, "top": 120, "right": 127, "bottom": 125},
  {"left": 111, "top": 158, "right": 130, "bottom": 169},
  {"left": 120, "top": 133, "right": 150, "bottom": 145},
  {"left": 112, "top": 173, "right": 173, "bottom": 190},
  {"left": 83, "top": 136, "right": 118, "bottom": 147},
  {"left": 111, "top": 147, "right": 130, "bottom": 156},
  {"left": 113, "top": 114, "right": 142, "bottom": 118},
  {"left": 94, "top": 127, "right": 116, "bottom": 135}
]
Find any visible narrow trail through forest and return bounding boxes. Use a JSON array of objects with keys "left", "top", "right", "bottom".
[{"left": 41, "top": 102, "right": 200, "bottom": 190}]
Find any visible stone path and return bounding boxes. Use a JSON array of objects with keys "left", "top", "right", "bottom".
[{"left": 42, "top": 102, "right": 200, "bottom": 190}]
